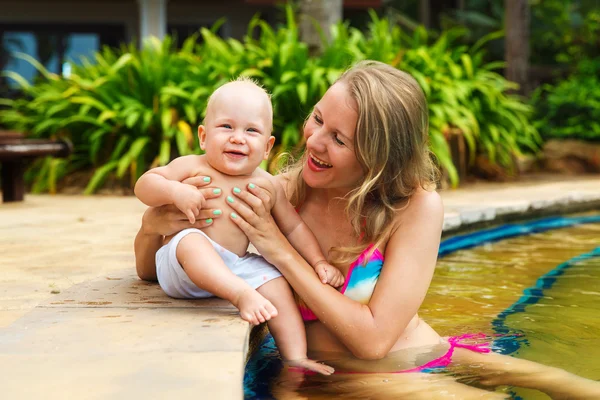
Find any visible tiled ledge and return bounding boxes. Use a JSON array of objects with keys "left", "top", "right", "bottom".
[{"left": 440, "top": 176, "right": 600, "bottom": 234}]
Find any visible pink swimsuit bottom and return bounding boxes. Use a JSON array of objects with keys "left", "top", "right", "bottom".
[{"left": 290, "top": 333, "right": 491, "bottom": 375}]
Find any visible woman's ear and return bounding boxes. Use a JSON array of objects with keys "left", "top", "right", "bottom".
[{"left": 198, "top": 125, "right": 207, "bottom": 150}]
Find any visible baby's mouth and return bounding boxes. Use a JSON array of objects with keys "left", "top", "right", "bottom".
[{"left": 224, "top": 150, "right": 247, "bottom": 158}]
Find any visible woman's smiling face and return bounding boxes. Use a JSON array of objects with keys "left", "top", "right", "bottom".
[{"left": 302, "top": 82, "right": 364, "bottom": 192}]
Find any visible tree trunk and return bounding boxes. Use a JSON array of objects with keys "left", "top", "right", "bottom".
[
  {"left": 505, "top": 0, "right": 530, "bottom": 95},
  {"left": 419, "top": 0, "right": 431, "bottom": 29},
  {"left": 299, "top": 0, "right": 343, "bottom": 54}
]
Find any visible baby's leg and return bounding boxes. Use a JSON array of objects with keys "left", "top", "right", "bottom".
[
  {"left": 256, "top": 277, "right": 334, "bottom": 375},
  {"left": 176, "top": 233, "right": 277, "bottom": 325}
]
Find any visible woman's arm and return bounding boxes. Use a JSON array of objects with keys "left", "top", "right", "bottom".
[
  {"left": 133, "top": 176, "right": 223, "bottom": 281},
  {"left": 134, "top": 210, "right": 164, "bottom": 281},
  {"left": 228, "top": 184, "right": 443, "bottom": 359}
]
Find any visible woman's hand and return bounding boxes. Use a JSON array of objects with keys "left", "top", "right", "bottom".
[
  {"left": 227, "top": 183, "right": 289, "bottom": 263},
  {"left": 135, "top": 175, "right": 221, "bottom": 281},
  {"left": 140, "top": 175, "right": 223, "bottom": 236}
]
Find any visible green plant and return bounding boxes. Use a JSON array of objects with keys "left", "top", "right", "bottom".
[
  {"left": 0, "top": 36, "right": 220, "bottom": 193},
  {"left": 237, "top": 7, "right": 343, "bottom": 154},
  {"left": 0, "top": 5, "right": 540, "bottom": 192},
  {"left": 530, "top": 0, "right": 600, "bottom": 65},
  {"left": 532, "top": 57, "right": 600, "bottom": 141}
]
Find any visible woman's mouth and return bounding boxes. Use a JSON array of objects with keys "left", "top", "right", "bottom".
[{"left": 308, "top": 153, "right": 332, "bottom": 171}]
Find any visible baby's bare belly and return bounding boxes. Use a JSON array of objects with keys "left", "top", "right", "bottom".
[
  {"left": 201, "top": 222, "right": 249, "bottom": 257},
  {"left": 163, "top": 175, "right": 259, "bottom": 256}
]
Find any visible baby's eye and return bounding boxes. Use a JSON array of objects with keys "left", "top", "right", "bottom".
[
  {"left": 247, "top": 127, "right": 259, "bottom": 133},
  {"left": 221, "top": 124, "right": 232, "bottom": 129},
  {"left": 333, "top": 133, "right": 345, "bottom": 146}
]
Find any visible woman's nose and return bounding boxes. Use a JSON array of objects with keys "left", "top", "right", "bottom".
[{"left": 306, "top": 127, "right": 326, "bottom": 152}]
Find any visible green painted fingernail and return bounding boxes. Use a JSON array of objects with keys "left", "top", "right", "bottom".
[
  {"left": 227, "top": 196, "right": 234, "bottom": 203},
  {"left": 248, "top": 183, "right": 256, "bottom": 189},
  {"left": 213, "top": 188, "right": 221, "bottom": 194},
  {"left": 203, "top": 177, "right": 210, "bottom": 182},
  {"left": 233, "top": 187, "right": 241, "bottom": 194},
  {"left": 231, "top": 212, "right": 238, "bottom": 219},
  {"left": 205, "top": 218, "right": 213, "bottom": 224},
  {"left": 213, "top": 209, "right": 222, "bottom": 215}
]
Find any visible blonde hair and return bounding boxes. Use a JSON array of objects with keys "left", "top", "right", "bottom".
[
  {"left": 204, "top": 76, "right": 273, "bottom": 127},
  {"left": 286, "top": 60, "right": 438, "bottom": 266}
]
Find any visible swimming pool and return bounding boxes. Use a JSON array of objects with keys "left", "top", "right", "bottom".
[{"left": 245, "top": 213, "right": 600, "bottom": 399}]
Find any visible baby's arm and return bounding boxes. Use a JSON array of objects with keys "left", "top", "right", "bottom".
[
  {"left": 134, "top": 156, "right": 205, "bottom": 223},
  {"left": 270, "top": 181, "right": 344, "bottom": 287}
]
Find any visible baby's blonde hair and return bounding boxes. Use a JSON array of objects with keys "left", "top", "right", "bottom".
[
  {"left": 204, "top": 76, "right": 273, "bottom": 128},
  {"left": 287, "top": 60, "right": 438, "bottom": 266}
]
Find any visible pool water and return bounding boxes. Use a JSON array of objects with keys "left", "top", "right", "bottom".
[{"left": 245, "top": 213, "right": 600, "bottom": 399}]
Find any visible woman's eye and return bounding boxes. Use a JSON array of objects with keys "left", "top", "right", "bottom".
[
  {"left": 334, "top": 134, "right": 345, "bottom": 146},
  {"left": 313, "top": 114, "right": 322, "bottom": 124}
]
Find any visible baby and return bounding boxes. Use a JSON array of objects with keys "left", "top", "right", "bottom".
[{"left": 135, "top": 78, "right": 343, "bottom": 374}]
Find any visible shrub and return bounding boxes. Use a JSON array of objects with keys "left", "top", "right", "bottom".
[
  {"left": 0, "top": 6, "right": 539, "bottom": 192},
  {"left": 532, "top": 57, "right": 600, "bottom": 141}
]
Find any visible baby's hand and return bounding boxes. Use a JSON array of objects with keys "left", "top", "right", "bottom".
[
  {"left": 172, "top": 183, "right": 206, "bottom": 224},
  {"left": 314, "top": 261, "right": 345, "bottom": 288}
]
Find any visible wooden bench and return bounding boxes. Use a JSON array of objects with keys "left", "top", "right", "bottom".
[{"left": 0, "top": 131, "right": 73, "bottom": 202}]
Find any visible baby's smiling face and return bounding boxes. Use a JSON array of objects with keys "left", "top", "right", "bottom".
[{"left": 199, "top": 81, "right": 275, "bottom": 176}]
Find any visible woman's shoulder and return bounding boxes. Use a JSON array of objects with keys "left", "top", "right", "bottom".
[
  {"left": 393, "top": 188, "right": 443, "bottom": 228},
  {"left": 273, "top": 172, "right": 295, "bottom": 198},
  {"left": 409, "top": 187, "right": 443, "bottom": 212},
  {"left": 381, "top": 188, "right": 443, "bottom": 258},
  {"left": 274, "top": 171, "right": 293, "bottom": 185}
]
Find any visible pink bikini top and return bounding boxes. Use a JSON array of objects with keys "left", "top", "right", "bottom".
[{"left": 299, "top": 245, "right": 384, "bottom": 321}]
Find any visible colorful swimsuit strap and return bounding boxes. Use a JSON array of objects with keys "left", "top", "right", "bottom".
[
  {"left": 298, "top": 245, "right": 384, "bottom": 321},
  {"left": 295, "top": 202, "right": 383, "bottom": 321},
  {"left": 289, "top": 333, "right": 491, "bottom": 375},
  {"left": 338, "top": 245, "right": 382, "bottom": 295}
]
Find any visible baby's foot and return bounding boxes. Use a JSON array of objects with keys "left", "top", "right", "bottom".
[
  {"left": 286, "top": 358, "right": 335, "bottom": 376},
  {"left": 233, "top": 289, "right": 278, "bottom": 325}
]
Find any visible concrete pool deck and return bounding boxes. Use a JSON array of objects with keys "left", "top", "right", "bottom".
[{"left": 1, "top": 174, "right": 600, "bottom": 399}]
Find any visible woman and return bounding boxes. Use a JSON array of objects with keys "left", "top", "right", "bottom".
[{"left": 135, "top": 61, "right": 600, "bottom": 399}]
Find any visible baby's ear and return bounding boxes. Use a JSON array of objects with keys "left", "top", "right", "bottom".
[
  {"left": 198, "top": 125, "right": 207, "bottom": 150},
  {"left": 264, "top": 135, "right": 276, "bottom": 160}
]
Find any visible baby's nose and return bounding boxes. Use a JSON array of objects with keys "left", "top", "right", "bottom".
[{"left": 230, "top": 131, "right": 246, "bottom": 144}]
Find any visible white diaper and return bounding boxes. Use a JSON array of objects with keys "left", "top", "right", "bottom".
[{"left": 155, "top": 228, "right": 282, "bottom": 299}]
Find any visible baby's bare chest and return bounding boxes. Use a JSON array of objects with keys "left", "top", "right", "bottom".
[
  {"left": 185, "top": 165, "right": 273, "bottom": 255},
  {"left": 186, "top": 164, "right": 274, "bottom": 216}
]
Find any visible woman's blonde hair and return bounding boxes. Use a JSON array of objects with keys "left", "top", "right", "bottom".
[{"left": 286, "top": 60, "right": 438, "bottom": 266}]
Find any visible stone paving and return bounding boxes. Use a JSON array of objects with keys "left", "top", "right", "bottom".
[{"left": 1, "top": 174, "right": 600, "bottom": 399}]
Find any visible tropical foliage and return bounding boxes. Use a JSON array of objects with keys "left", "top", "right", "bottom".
[
  {"left": 0, "top": 6, "right": 539, "bottom": 192},
  {"left": 532, "top": 57, "right": 600, "bottom": 141},
  {"left": 530, "top": 0, "right": 600, "bottom": 65}
]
